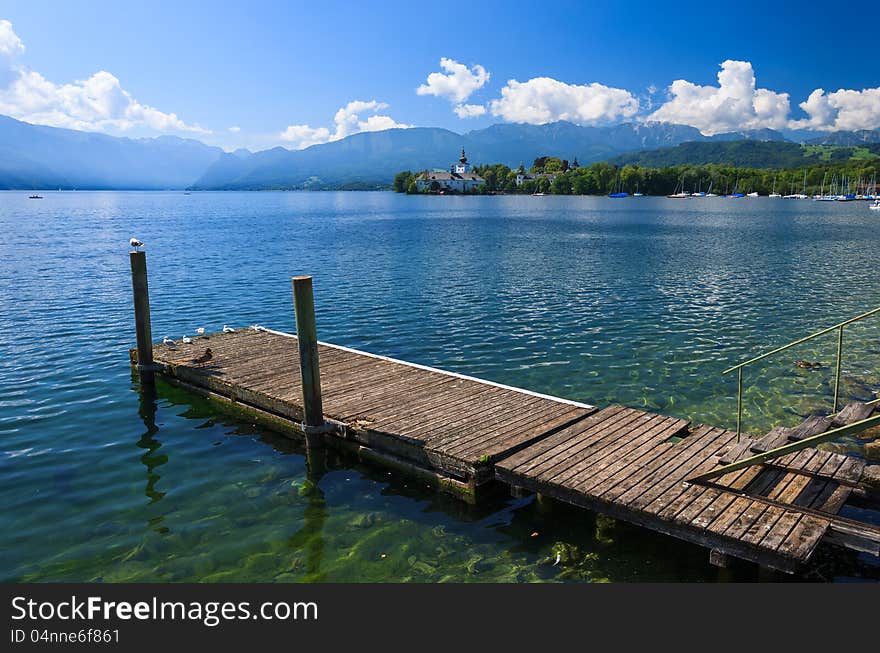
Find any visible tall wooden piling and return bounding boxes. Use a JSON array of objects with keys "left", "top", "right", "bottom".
[
  {"left": 292, "top": 275, "right": 325, "bottom": 432},
  {"left": 130, "top": 251, "right": 154, "bottom": 371}
]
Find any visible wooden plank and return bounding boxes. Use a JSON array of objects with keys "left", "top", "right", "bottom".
[
  {"left": 777, "top": 515, "right": 829, "bottom": 561},
  {"left": 757, "top": 510, "right": 803, "bottom": 551},
  {"left": 601, "top": 426, "right": 725, "bottom": 504},
  {"left": 445, "top": 405, "right": 590, "bottom": 459},
  {"left": 567, "top": 417, "right": 690, "bottom": 493},
  {"left": 515, "top": 409, "right": 655, "bottom": 480},
  {"left": 740, "top": 504, "right": 787, "bottom": 546},
  {"left": 424, "top": 394, "right": 568, "bottom": 450},
  {"left": 718, "top": 438, "right": 756, "bottom": 465},
  {"left": 626, "top": 429, "right": 739, "bottom": 514},
  {"left": 502, "top": 407, "right": 639, "bottom": 476},
  {"left": 496, "top": 406, "right": 628, "bottom": 472},
  {"left": 401, "top": 391, "right": 548, "bottom": 442},
  {"left": 751, "top": 426, "right": 792, "bottom": 453},
  {"left": 832, "top": 401, "right": 876, "bottom": 427},
  {"left": 787, "top": 415, "right": 832, "bottom": 441},
  {"left": 538, "top": 412, "right": 672, "bottom": 484}
]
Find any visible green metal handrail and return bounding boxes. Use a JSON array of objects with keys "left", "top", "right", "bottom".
[{"left": 723, "top": 305, "right": 880, "bottom": 440}]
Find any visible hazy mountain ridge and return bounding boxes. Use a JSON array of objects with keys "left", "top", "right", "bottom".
[
  {"left": 0, "top": 113, "right": 877, "bottom": 190},
  {"left": 0, "top": 115, "right": 224, "bottom": 189},
  {"left": 190, "top": 122, "right": 791, "bottom": 190},
  {"left": 609, "top": 140, "right": 880, "bottom": 168}
]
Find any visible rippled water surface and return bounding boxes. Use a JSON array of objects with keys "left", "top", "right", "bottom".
[{"left": 2, "top": 191, "right": 879, "bottom": 582}]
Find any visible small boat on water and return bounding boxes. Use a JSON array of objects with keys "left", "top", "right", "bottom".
[
  {"left": 28, "top": 194, "right": 42, "bottom": 199},
  {"left": 870, "top": 200, "right": 880, "bottom": 211},
  {"left": 667, "top": 173, "right": 689, "bottom": 198},
  {"left": 747, "top": 191, "right": 759, "bottom": 197},
  {"left": 608, "top": 192, "right": 629, "bottom": 198}
]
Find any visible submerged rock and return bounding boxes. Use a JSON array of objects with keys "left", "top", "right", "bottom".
[{"left": 348, "top": 513, "right": 377, "bottom": 529}]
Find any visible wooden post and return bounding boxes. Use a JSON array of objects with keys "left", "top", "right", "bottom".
[
  {"left": 292, "top": 275, "right": 325, "bottom": 432},
  {"left": 130, "top": 251, "right": 154, "bottom": 371}
]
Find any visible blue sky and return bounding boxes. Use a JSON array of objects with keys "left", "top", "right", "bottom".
[{"left": 1, "top": 0, "right": 878, "bottom": 150}]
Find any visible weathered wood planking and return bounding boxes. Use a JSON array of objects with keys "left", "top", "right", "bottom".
[
  {"left": 495, "top": 406, "right": 863, "bottom": 572},
  {"left": 147, "top": 328, "right": 595, "bottom": 487}
]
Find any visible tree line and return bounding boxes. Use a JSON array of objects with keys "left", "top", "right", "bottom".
[{"left": 395, "top": 158, "right": 880, "bottom": 196}]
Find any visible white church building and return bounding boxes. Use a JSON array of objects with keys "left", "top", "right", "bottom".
[{"left": 416, "top": 149, "right": 485, "bottom": 192}]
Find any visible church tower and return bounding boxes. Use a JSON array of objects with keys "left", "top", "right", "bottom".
[{"left": 454, "top": 148, "right": 471, "bottom": 174}]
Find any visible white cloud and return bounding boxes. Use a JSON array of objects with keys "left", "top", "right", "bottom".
[
  {"left": 228, "top": 125, "right": 241, "bottom": 132},
  {"left": 417, "top": 57, "right": 489, "bottom": 104},
  {"left": 489, "top": 77, "right": 639, "bottom": 125},
  {"left": 453, "top": 103, "right": 486, "bottom": 118},
  {"left": 279, "top": 124, "right": 331, "bottom": 148},
  {"left": 0, "top": 19, "right": 24, "bottom": 86},
  {"left": 0, "top": 19, "right": 24, "bottom": 58},
  {"left": 0, "top": 20, "right": 208, "bottom": 134},
  {"left": 279, "top": 100, "right": 411, "bottom": 149},
  {"left": 648, "top": 60, "right": 790, "bottom": 135},
  {"left": 790, "top": 87, "right": 880, "bottom": 131}
]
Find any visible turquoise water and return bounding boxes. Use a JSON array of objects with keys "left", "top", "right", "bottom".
[{"left": 2, "top": 191, "right": 879, "bottom": 582}]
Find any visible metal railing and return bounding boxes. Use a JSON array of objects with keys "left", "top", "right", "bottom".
[{"left": 723, "top": 305, "right": 880, "bottom": 441}]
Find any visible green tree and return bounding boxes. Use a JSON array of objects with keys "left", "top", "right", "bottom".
[{"left": 393, "top": 171, "right": 413, "bottom": 193}]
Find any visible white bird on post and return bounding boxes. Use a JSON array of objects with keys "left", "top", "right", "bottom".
[{"left": 130, "top": 238, "right": 143, "bottom": 252}]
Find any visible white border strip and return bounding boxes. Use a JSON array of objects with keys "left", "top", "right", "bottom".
[{"left": 258, "top": 326, "right": 594, "bottom": 410}]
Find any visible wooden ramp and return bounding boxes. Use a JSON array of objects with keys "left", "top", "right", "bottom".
[
  {"left": 495, "top": 406, "right": 866, "bottom": 572},
  {"left": 146, "top": 328, "right": 595, "bottom": 491}
]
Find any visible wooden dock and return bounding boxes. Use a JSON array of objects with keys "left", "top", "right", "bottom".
[
  {"left": 138, "top": 327, "right": 879, "bottom": 573},
  {"left": 495, "top": 406, "right": 868, "bottom": 572},
  {"left": 126, "top": 246, "right": 880, "bottom": 574},
  {"left": 144, "top": 328, "right": 594, "bottom": 494}
]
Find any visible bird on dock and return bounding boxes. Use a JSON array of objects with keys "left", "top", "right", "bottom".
[
  {"left": 223, "top": 325, "right": 235, "bottom": 333},
  {"left": 162, "top": 336, "right": 177, "bottom": 346},
  {"left": 195, "top": 327, "right": 205, "bottom": 335},
  {"left": 250, "top": 324, "right": 265, "bottom": 332},
  {"left": 193, "top": 348, "right": 213, "bottom": 365},
  {"left": 182, "top": 335, "right": 192, "bottom": 344},
  {"left": 129, "top": 238, "right": 143, "bottom": 251}
]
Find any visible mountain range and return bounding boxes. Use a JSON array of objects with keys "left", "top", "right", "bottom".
[
  {"left": 0, "top": 113, "right": 878, "bottom": 190},
  {"left": 609, "top": 140, "right": 880, "bottom": 169}
]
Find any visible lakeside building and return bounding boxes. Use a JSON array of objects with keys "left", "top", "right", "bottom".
[
  {"left": 515, "top": 171, "right": 558, "bottom": 186},
  {"left": 416, "top": 149, "right": 485, "bottom": 192},
  {"left": 515, "top": 159, "right": 577, "bottom": 186}
]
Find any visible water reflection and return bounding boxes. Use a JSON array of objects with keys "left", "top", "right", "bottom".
[
  {"left": 287, "top": 442, "right": 328, "bottom": 581},
  {"left": 133, "top": 370, "right": 167, "bottom": 505}
]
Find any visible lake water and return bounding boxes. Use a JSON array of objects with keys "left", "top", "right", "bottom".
[{"left": 2, "top": 191, "right": 879, "bottom": 582}]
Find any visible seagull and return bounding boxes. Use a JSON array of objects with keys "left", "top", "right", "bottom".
[
  {"left": 162, "top": 336, "right": 177, "bottom": 346},
  {"left": 129, "top": 238, "right": 143, "bottom": 251},
  {"left": 195, "top": 327, "right": 205, "bottom": 336},
  {"left": 223, "top": 325, "right": 235, "bottom": 333},
  {"left": 250, "top": 324, "right": 265, "bottom": 332},
  {"left": 192, "top": 348, "right": 213, "bottom": 365},
  {"left": 182, "top": 335, "right": 192, "bottom": 344}
]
